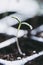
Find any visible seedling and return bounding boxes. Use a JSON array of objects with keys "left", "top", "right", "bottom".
[{"left": 12, "top": 17, "right": 33, "bottom": 56}]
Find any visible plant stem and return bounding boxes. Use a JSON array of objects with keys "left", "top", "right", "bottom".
[
  {"left": 12, "top": 17, "right": 33, "bottom": 56},
  {"left": 16, "top": 23, "right": 25, "bottom": 56}
]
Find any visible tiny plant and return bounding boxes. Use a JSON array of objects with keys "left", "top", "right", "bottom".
[{"left": 12, "top": 17, "right": 33, "bottom": 56}]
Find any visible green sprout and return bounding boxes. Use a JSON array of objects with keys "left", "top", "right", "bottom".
[{"left": 12, "top": 17, "right": 33, "bottom": 56}]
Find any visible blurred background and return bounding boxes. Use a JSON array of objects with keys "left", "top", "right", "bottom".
[{"left": 0, "top": 0, "right": 43, "bottom": 65}]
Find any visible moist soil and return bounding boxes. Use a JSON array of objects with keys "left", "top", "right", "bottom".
[
  {"left": 0, "top": 34, "right": 43, "bottom": 65},
  {"left": 0, "top": 15, "right": 43, "bottom": 65}
]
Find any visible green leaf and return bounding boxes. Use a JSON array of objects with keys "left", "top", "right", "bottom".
[
  {"left": 22, "top": 22, "right": 33, "bottom": 30},
  {"left": 12, "top": 17, "right": 21, "bottom": 24}
]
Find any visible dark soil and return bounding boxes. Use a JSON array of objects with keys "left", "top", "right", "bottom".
[
  {"left": 0, "top": 33, "right": 43, "bottom": 65},
  {"left": 0, "top": 14, "right": 43, "bottom": 65}
]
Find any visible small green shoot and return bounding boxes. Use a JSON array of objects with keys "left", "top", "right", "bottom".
[{"left": 12, "top": 17, "right": 33, "bottom": 56}]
